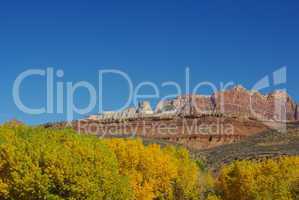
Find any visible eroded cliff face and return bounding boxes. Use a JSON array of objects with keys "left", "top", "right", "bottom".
[
  {"left": 212, "top": 86, "right": 252, "bottom": 118},
  {"left": 266, "top": 91, "right": 297, "bottom": 121},
  {"left": 78, "top": 86, "right": 297, "bottom": 150},
  {"left": 156, "top": 86, "right": 298, "bottom": 121},
  {"left": 213, "top": 87, "right": 297, "bottom": 121},
  {"left": 155, "top": 95, "right": 215, "bottom": 114}
]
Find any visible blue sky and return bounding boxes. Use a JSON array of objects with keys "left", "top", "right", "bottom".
[{"left": 0, "top": 0, "right": 298, "bottom": 124}]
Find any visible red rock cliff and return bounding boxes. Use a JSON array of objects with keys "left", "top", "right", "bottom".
[{"left": 156, "top": 86, "right": 297, "bottom": 121}]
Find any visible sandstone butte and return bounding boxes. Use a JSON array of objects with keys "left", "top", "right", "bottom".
[{"left": 56, "top": 85, "right": 298, "bottom": 150}]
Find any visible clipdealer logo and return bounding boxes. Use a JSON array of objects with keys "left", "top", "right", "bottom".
[{"left": 12, "top": 66, "right": 289, "bottom": 132}]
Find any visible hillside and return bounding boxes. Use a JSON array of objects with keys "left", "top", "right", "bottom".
[{"left": 195, "top": 122, "right": 299, "bottom": 169}]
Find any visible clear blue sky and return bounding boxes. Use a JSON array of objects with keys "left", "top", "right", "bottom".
[{"left": 0, "top": 0, "right": 298, "bottom": 124}]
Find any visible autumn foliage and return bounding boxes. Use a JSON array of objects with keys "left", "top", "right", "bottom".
[
  {"left": 0, "top": 123, "right": 202, "bottom": 200},
  {"left": 105, "top": 139, "right": 204, "bottom": 200},
  {"left": 217, "top": 157, "right": 299, "bottom": 200},
  {"left": 0, "top": 122, "right": 298, "bottom": 200}
]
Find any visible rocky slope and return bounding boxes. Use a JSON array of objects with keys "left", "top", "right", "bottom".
[{"left": 195, "top": 122, "right": 299, "bottom": 169}]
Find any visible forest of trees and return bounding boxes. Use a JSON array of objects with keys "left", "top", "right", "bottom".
[{"left": 0, "top": 122, "right": 298, "bottom": 200}]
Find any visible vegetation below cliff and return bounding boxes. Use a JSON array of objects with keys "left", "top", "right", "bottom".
[
  {"left": 0, "top": 123, "right": 206, "bottom": 200},
  {"left": 0, "top": 122, "right": 298, "bottom": 200}
]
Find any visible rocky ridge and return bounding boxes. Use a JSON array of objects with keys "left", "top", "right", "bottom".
[{"left": 156, "top": 85, "right": 298, "bottom": 122}]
